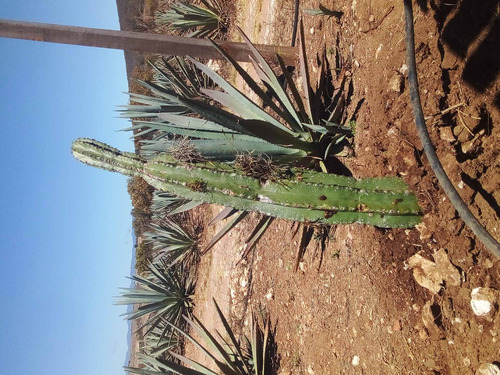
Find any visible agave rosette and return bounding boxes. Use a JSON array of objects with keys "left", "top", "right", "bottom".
[{"left": 120, "top": 23, "right": 351, "bottom": 164}]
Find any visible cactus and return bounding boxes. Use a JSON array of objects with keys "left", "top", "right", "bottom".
[{"left": 72, "top": 138, "right": 422, "bottom": 228}]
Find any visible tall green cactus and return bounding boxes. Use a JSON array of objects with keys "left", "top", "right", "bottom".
[{"left": 72, "top": 138, "right": 422, "bottom": 228}]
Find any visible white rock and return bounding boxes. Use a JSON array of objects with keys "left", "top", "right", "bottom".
[
  {"left": 265, "top": 288, "right": 274, "bottom": 300},
  {"left": 471, "top": 287, "right": 498, "bottom": 319},
  {"left": 476, "top": 363, "right": 500, "bottom": 375},
  {"left": 351, "top": 356, "right": 360, "bottom": 366}
]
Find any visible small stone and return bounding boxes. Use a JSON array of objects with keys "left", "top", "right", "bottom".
[
  {"left": 399, "top": 64, "right": 408, "bottom": 76},
  {"left": 464, "top": 357, "right": 471, "bottom": 367},
  {"left": 461, "top": 139, "right": 477, "bottom": 154},
  {"left": 307, "top": 365, "right": 315, "bottom": 375},
  {"left": 309, "top": 27, "right": 315, "bottom": 34},
  {"left": 375, "top": 43, "right": 383, "bottom": 59},
  {"left": 351, "top": 356, "right": 360, "bottom": 366},
  {"left": 369, "top": 14, "right": 375, "bottom": 22},
  {"left": 415, "top": 222, "right": 432, "bottom": 241},
  {"left": 265, "top": 288, "right": 274, "bottom": 300},
  {"left": 388, "top": 74, "right": 403, "bottom": 93},
  {"left": 393, "top": 319, "right": 401, "bottom": 332},
  {"left": 471, "top": 287, "right": 499, "bottom": 321},
  {"left": 439, "top": 127, "right": 455, "bottom": 143},
  {"left": 476, "top": 363, "right": 500, "bottom": 375}
]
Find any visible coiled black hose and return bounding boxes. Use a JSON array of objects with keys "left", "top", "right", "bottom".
[{"left": 403, "top": 0, "right": 500, "bottom": 259}]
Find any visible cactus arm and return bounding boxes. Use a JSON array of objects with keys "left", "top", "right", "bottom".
[
  {"left": 71, "top": 138, "right": 144, "bottom": 177},
  {"left": 72, "top": 138, "right": 422, "bottom": 228}
]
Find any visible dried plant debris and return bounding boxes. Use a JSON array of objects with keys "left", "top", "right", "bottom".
[
  {"left": 406, "top": 249, "right": 461, "bottom": 294},
  {"left": 168, "top": 137, "right": 206, "bottom": 164},
  {"left": 234, "top": 153, "right": 289, "bottom": 182}
]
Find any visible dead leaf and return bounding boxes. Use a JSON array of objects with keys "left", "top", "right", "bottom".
[
  {"left": 407, "top": 253, "right": 443, "bottom": 294},
  {"left": 432, "top": 249, "right": 461, "bottom": 287},
  {"left": 407, "top": 249, "right": 461, "bottom": 294}
]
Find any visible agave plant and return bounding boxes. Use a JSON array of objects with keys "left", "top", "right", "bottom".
[
  {"left": 144, "top": 221, "right": 198, "bottom": 265},
  {"left": 115, "top": 259, "right": 195, "bottom": 340},
  {"left": 155, "top": 0, "right": 227, "bottom": 38},
  {"left": 142, "top": 322, "right": 182, "bottom": 358},
  {"left": 119, "top": 23, "right": 352, "bottom": 164},
  {"left": 126, "top": 299, "right": 277, "bottom": 375},
  {"left": 304, "top": 3, "right": 343, "bottom": 18},
  {"left": 151, "top": 191, "right": 202, "bottom": 220}
]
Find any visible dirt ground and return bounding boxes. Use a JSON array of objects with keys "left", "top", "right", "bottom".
[{"left": 186, "top": 0, "right": 500, "bottom": 374}]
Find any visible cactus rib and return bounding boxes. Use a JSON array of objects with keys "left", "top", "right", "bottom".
[{"left": 72, "top": 138, "right": 422, "bottom": 228}]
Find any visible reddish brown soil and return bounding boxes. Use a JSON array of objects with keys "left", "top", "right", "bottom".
[{"left": 189, "top": 1, "right": 500, "bottom": 374}]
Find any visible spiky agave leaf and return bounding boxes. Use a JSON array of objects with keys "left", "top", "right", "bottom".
[
  {"left": 115, "top": 259, "right": 195, "bottom": 339},
  {"left": 125, "top": 299, "right": 277, "bottom": 375},
  {"left": 144, "top": 221, "right": 197, "bottom": 265}
]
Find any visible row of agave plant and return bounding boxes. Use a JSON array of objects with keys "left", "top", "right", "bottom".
[
  {"left": 115, "top": 5, "right": 288, "bottom": 373},
  {"left": 116, "top": 188, "right": 278, "bottom": 374}
]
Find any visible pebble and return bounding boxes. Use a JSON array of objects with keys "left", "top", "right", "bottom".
[
  {"left": 471, "top": 287, "right": 498, "bottom": 320},
  {"left": 439, "top": 127, "right": 455, "bottom": 143},
  {"left": 388, "top": 74, "right": 403, "bottom": 93},
  {"left": 352, "top": 356, "right": 360, "bottom": 366},
  {"left": 476, "top": 363, "right": 500, "bottom": 375}
]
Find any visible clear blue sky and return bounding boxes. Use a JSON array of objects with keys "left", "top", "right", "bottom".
[{"left": 0, "top": 1, "right": 135, "bottom": 374}]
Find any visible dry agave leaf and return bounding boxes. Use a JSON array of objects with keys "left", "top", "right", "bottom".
[
  {"left": 407, "top": 253, "right": 443, "bottom": 294},
  {"left": 407, "top": 249, "right": 460, "bottom": 294}
]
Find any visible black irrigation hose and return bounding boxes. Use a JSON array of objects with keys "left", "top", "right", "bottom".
[
  {"left": 290, "top": 0, "right": 300, "bottom": 47},
  {"left": 403, "top": 0, "right": 500, "bottom": 259}
]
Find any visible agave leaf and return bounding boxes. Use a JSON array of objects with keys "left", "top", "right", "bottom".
[
  {"left": 208, "top": 207, "right": 239, "bottom": 226},
  {"left": 151, "top": 60, "right": 195, "bottom": 98},
  {"left": 240, "top": 216, "right": 274, "bottom": 260},
  {"left": 168, "top": 200, "right": 203, "bottom": 216},
  {"left": 202, "top": 211, "right": 248, "bottom": 254},
  {"left": 171, "top": 316, "right": 241, "bottom": 374},
  {"left": 212, "top": 299, "right": 253, "bottom": 374},
  {"left": 236, "top": 26, "right": 304, "bottom": 132},
  {"left": 178, "top": 96, "right": 253, "bottom": 135},
  {"left": 157, "top": 113, "right": 253, "bottom": 136},
  {"left": 188, "top": 57, "right": 296, "bottom": 135},
  {"left": 169, "top": 352, "right": 219, "bottom": 375},
  {"left": 276, "top": 55, "right": 310, "bottom": 124},
  {"left": 298, "top": 20, "right": 316, "bottom": 125},
  {"left": 237, "top": 119, "right": 314, "bottom": 151},
  {"left": 208, "top": 39, "right": 303, "bottom": 135}
]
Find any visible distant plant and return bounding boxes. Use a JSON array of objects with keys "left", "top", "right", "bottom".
[
  {"left": 126, "top": 299, "right": 279, "bottom": 375},
  {"left": 304, "top": 3, "right": 343, "bottom": 19},
  {"left": 128, "top": 176, "right": 155, "bottom": 236},
  {"left": 135, "top": 241, "right": 154, "bottom": 274},
  {"left": 155, "top": 0, "right": 228, "bottom": 38},
  {"left": 115, "top": 259, "right": 195, "bottom": 340}
]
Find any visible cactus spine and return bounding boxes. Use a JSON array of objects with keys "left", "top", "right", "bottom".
[{"left": 72, "top": 138, "right": 422, "bottom": 228}]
